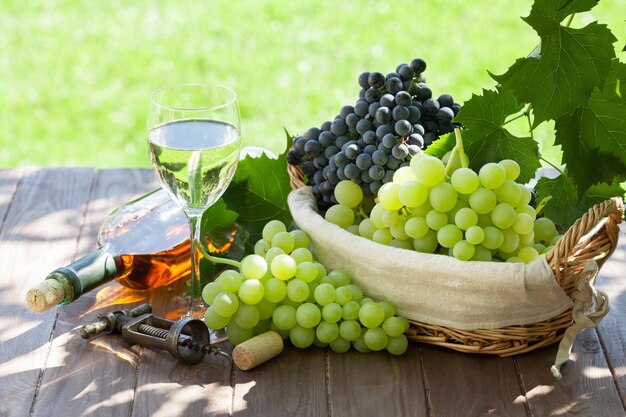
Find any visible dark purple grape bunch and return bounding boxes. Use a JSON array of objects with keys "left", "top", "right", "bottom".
[{"left": 287, "top": 58, "right": 461, "bottom": 210}]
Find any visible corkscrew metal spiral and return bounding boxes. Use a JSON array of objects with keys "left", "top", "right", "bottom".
[{"left": 79, "top": 303, "right": 227, "bottom": 364}]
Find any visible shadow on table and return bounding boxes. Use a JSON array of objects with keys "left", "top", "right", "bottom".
[
  {"left": 514, "top": 330, "right": 625, "bottom": 416},
  {"left": 0, "top": 168, "right": 156, "bottom": 243},
  {"left": 1, "top": 292, "right": 625, "bottom": 416}
]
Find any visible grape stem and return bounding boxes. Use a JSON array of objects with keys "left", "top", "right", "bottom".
[
  {"left": 194, "top": 241, "right": 242, "bottom": 269},
  {"left": 503, "top": 112, "right": 526, "bottom": 125},
  {"left": 525, "top": 103, "right": 535, "bottom": 135},
  {"left": 535, "top": 196, "right": 553, "bottom": 216},
  {"left": 523, "top": 104, "right": 564, "bottom": 174},
  {"left": 408, "top": 77, "right": 417, "bottom": 94},
  {"left": 444, "top": 128, "right": 469, "bottom": 177},
  {"left": 503, "top": 103, "right": 532, "bottom": 126},
  {"left": 539, "top": 155, "right": 564, "bottom": 175},
  {"left": 454, "top": 129, "right": 468, "bottom": 169}
]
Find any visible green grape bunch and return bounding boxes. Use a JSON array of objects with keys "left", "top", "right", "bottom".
[
  {"left": 325, "top": 129, "right": 561, "bottom": 263},
  {"left": 201, "top": 220, "right": 410, "bottom": 355}
]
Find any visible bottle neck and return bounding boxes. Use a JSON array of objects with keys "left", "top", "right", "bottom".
[{"left": 48, "top": 249, "right": 118, "bottom": 303}]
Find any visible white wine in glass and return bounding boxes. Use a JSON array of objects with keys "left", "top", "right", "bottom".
[{"left": 147, "top": 84, "right": 241, "bottom": 318}]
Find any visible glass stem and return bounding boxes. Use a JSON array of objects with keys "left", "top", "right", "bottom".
[{"left": 187, "top": 214, "right": 204, "bottom": 316}]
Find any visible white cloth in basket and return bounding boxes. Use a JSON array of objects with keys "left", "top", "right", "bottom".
[{"left": 288, "top": 186, "right": 574, "bottom": 330}]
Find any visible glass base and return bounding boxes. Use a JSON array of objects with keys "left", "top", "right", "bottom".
[
  {"left": 182, "top": 297, "right": 207, "bottom": 319},
  {"left": 210, "top": 328, "right": 228, "bottom": 345}
]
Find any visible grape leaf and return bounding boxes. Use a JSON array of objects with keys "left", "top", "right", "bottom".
[
  {"left": 424, "top": 132, "right": 455, "bottom": 159},
  {"left": 221, "top": 148, "right": 293, "bottom": 253},
  {"left": 197, "top": 222, "right": 247, "bottom": 293},
  {"left": 492, "top": 20, "right": 616, "bottom": 127},
  {"left": 554, "top": 106, "right": 626, "bottom": 195},
  {"left": 534, "top": 173, "right": 624, "bottom": 227},
  {"left": 578, "top": 185, "right": 625, "bottom": 223},
  {"left": 584, "top": 61, "right": 626, "bottom": 162},
  {"left": 189, "top": 200, "right": 242, "bottom": 294},
  {"left": 554, "top": 60, "right": 626, "bottom": 195},
  {"left": 200, "top": 199, "right": 239, "bottom": 249},
  {"left": 525, "top": 0, "right": 598, "bottom": 34},
  {"left": 425, "top": 88, "right": 540, "bottom": 183}
]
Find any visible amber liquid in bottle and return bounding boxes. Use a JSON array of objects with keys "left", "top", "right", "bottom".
[
  {"left": 27, "top": 188, "right": 194, "bottom": 312},
  {"left": 100, "top": 190, "right": 191, "bottom": 290}
]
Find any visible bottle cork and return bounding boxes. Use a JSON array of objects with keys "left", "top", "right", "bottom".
[
  {"left": 232, "top": 330, "right": 284, "bottom": 371},
  {"left": 26, "top": 280, "right": 66, "bottom": 312}
]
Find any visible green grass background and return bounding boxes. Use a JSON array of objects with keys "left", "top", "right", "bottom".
[{"left": 1, "top": 0, "right": 624, "bottom": 168}]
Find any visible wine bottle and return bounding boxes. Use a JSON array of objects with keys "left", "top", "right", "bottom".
[{"left": 26, "top": 188, "right": 192, "bottom": 312}]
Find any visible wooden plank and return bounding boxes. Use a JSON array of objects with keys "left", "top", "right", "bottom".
[
  {"left": 130, "top": 281, "right": 233, "bottom": 417},
  {"left": 0, "top": 167, "right": 96, "bottom": 417},
  {"left": 595, "top": 223, "right": 626, "bottom": 408},
  {"left": 31, "top": 168, "right": 156, "bottom": 417},
  {"left": 233, "top": 345, "right": 328, "bottom": 417},
  {"left": 131, "top": 342, "right": 232, "bottom": 417},
  {"left": 421, "top": 345, "right": 528, "bottom": 417},
  {"left": 327, "top": 344, "right": 426, "bottom": 417},
  {"left": 516, "top": 331, "right": 625, "bottom": 417},
  {"left": 0, "top": 168, "right": 24, "bottom": 230}
]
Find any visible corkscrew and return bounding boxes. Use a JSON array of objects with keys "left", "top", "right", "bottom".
[{"left": 79, "top": 303, "right": 225, "bottom": 364}]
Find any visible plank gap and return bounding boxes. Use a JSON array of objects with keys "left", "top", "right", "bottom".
[
  {"left": 230, "top": 351, "right": 236, "bottom": 417},
  {"left": 324, "top": 348, "right": 332, "bottom": 417},
  {"left": 418, "top": 345, "right": 433, "bottom": 417},
  {"left": 68, "top": 168, "right": 100, "bottom": 263},
  {"left": 128, "top": 346, "right": 145, "bottom": 417},
  {"left": 27, "top": 308, "right": 63, "bottom": 417},
  {"left": 513, "top": 356, "right": 534, "bottom": 417},
  {"left": 0, "top": 168, "right": 25, "bottom": 234},
  {"left": 595, "top": 327, "right": 626, "bottom": 413}
]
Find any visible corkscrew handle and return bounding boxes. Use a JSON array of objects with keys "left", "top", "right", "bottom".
[
  {"left": 79, "top": 303, "right": 153, "bottom": 339},
  {"left": 121, "top": 314, "right": 212, "bottom": 364}
]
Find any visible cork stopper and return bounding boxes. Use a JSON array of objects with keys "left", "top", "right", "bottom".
[
  {"left": 232, "top": 331, "right": 284, "bottom": 371},
  {"left": 26, "top": 280, "right": 66, "bottom": 312}
]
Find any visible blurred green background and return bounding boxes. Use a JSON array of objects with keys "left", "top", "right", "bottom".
[{"left": 1, "top": 0, "right": 624, "bottom": 167}]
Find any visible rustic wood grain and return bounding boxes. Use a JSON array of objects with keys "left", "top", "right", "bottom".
[
  {"left": 421, "top": 345, "right": 528, "bottom": 417},
  {"left": 515, "top": 224, "right": 626, "bottom": 417},
  {"left": 326, "top": 344, "right": 425, "bottom": 417},
  {"left": 31, "top": 169, "right": 156, "bottom": 417},
  {"left": 0, "top": 168, "right": 96, "bottom": 417},
  {"left": 130, "top": 275, "right": 233, "bottom": 417},
  {"left": 232, "top": 344, "right": 328, "bottom": 417},
  {"left": 0, "top": 168, "right": 24, "bottom": 230},
  {"left": 516, "top": 330, "right": 625, "bottom": 417},
  {"left": 131, "top": 342, "right": 233, "bottom": 417},
  {"left": 594, "top": 223, "right": 626, "bottom": 410}
]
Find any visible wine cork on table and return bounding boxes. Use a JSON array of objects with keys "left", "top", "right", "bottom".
[
  {"left": 26, "top": 280, "right": 65, "bottom": 312},
  {"left": 232, "top": 331, "right": 284, "bottom": 371}
]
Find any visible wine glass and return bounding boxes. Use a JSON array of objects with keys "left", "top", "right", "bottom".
[{"left": 147, "top": 84, "right": 241, "bottom": 318}]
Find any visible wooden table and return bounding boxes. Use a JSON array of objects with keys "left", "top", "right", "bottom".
[{"left": 1, "top": 167, "right": 625, "bottom": 417}]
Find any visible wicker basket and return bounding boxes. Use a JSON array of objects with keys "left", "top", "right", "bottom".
[{"left": 288, "top": 163, "right": 624, "bottom": 357}]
